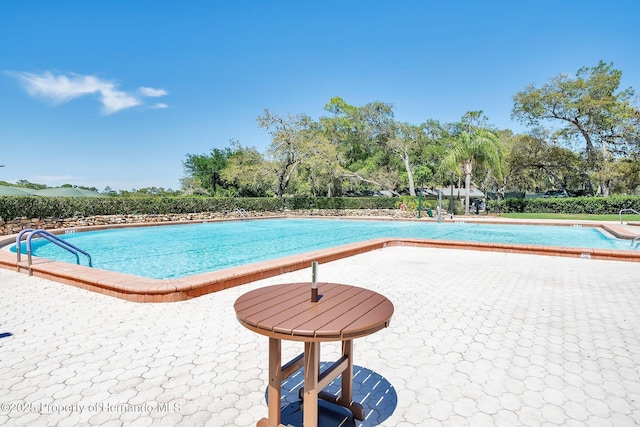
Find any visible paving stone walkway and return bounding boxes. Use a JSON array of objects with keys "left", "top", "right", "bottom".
[{"left": 1, "top": 246, "right": 639, "bottom": 426}]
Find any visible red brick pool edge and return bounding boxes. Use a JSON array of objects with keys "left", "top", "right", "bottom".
[{"left": 1, "top": 218, "right": 639, "bottom": 303}]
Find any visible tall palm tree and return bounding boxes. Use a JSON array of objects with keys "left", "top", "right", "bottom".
[{"left": 439, "top": 129, "right": 503, "bottom": 215}]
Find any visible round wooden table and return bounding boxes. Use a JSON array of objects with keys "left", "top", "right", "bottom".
[{"left": 234, "top": 282, "right": 394, "bottom": 427}]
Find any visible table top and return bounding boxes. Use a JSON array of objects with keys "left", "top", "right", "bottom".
[{"left": 234, "top": 282, "right": 394, "bottom": 342}]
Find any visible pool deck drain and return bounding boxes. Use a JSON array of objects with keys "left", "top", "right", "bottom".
[{"left": 1, "top": 216, "right": 639, "bottom": 302}]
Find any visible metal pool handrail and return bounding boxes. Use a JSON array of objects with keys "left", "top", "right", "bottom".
[
  {"left": 619, "top": 208, "right": 640, "bottom": 224},
  {"left": 15, "top": 228, "right": 35, "bottom": 263},
  {"left": 233, "top": 208, "right": 249, "bottom": 219},
  {"left": 21, "top": 230, "right": 92, "bottom": 275}
]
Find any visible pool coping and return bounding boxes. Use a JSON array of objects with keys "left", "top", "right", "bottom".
[{"left": 1, "top": 216, "right": 639, "bottom": 302}]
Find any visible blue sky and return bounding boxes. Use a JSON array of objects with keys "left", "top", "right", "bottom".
[{"left": 1, "top": 1, "right": 639, "bottom": 191}]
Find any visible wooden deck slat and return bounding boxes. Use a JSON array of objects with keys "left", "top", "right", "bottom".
[
  {"left": 315, "top": 293, "right": 390, "bottom": 338},
  {"left": 271, "top": 286, "right": 369, "bottom": 336},
  {"left": 339, "top": 299, "right": 394, "bottom": 338},
  {"left": 236, "top": 283, "right": 344, "bottom": 330},
  {"left": 234, "top": 283, "right": 309, "bottom": 327},
  {"left": 235, "top": 283, "right": 393, "bottom": 341}
]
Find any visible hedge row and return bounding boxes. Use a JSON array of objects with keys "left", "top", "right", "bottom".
[
  {"left": 489, "top": 195, "right": 640, "bottom": 214},
  {"left": 5, "top": 195, "right": 638, "bottom": 220},
  {"left": 0, "top": 196, "right": 398, "bottom": 221}
]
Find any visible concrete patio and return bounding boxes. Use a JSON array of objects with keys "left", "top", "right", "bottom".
[{"left": 1, "top": 245, "right": 639, "bottom": 426}]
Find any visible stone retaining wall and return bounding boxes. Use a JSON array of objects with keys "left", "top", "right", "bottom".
[{"left": 0, "top": 209, "right": 418, "bottom": 235}]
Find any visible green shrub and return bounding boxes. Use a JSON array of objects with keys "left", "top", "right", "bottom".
[
  {"left": 0, "top": 196, "right": 398, "bottom": 221},
  {"left": 394, "top": 196, "right": 439, "bottom": 212},
  {"left": 489, "top": 195, "right": 640, "bottom": 214}
]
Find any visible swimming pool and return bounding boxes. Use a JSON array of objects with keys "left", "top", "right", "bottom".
[{"left": 14, "top": 218, "right": 634, "bottom": 280}]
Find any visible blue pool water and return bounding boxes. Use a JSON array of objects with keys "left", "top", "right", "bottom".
[{"left": 13, "top": 218, "right": 633, "bottom": 279}]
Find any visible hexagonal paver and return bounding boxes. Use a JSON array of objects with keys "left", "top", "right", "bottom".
[{"left": 2, "top": 245, "right": 640, "bottom": 426}]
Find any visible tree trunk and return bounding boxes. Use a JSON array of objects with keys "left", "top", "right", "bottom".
[
  {"left": 464, "top": 160, "right": 473, "bottom": 215},
  {"left": 403, "top": 154, "right": 415, "bottom": 196},
  {"left": 276, "top": 160, "right": 299, "bottom": 197},
  {"left": 600, "top": 179, "right": 611, "bottom": 196},
  {"left": 545, "top": 170, "right": 570, "bottom": 196}
]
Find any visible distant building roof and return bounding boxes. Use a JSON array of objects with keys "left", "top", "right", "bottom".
[
  {"left": 418, "top": 187, "right": 484, "bottom": 198},
  {"left": 0, "top": 186, "right": 104, "bottom": 197}
]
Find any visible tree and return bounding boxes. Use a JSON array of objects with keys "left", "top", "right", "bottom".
[
  {"left": 439, "top": 124, "right": 503, "bottom": 215},
  {"left": 410, "top": 119, "right": 448, "bottom": 189},
  {"left": 220, "top": 142, "right": 272, "bottom": 197},
  {"left": 296, "top": 130, "right": 345, "bottom": 197},
  {"left": 611, "top": 156, "right": 640, "bottom": 194},
  {"left": 512, "top": 61, "right": 640, "bottom": 195},
  {"left": 503, "top": 131, "right": 586, "bottom": 195},
  {"left": 386, "top": 123, "right": 426, "bottom": 196},
  {"left": 321, "top": 97, "right": 397, "bottom": 193},
  {"left": 323, "top": 97, "right": 392, "bottom": 166},
  {"left": 102, "top": 186, "right": 118, "bottom": 196},
  {"left": 258, "top": 109, "right": 319, "bottom": 197},
  {"left": 15, "top": 180, "right": 47, "bottom": 190},
  {"left": 183, "top": 146, "right": 232, "bottom": 195}
]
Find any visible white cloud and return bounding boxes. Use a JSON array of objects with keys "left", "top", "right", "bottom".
[
  {"left": 138, "top": 86, "right": 168, "bottom": 97},
  {"left": 100, "top": 88, "right": 141, "bottom": 115},
  {"left": 15, "top": 72, "right": 102, "bottom": 103},
  {"left": 12, "top": 71, "right": 166, "bottom": 115},
  {"left": 152, "top": 103, "right": 169, "bottom": 109}
]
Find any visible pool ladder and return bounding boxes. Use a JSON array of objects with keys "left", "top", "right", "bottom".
[
  {"left": 16, "top": 229, "right": 92, "bottom": 276},
  {"left": 619, "top": 208, "right": 640, "bottom": 224},
  {"left": 233, "top": 208, "right": 250, "bottom": 220},
  {"left": 619, "top": 209, "right": 640, "bottom": 249}
]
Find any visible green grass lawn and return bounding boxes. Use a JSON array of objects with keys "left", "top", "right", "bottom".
[{"left": 492, "top": 212, "right": 640, "bottom": 222}]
